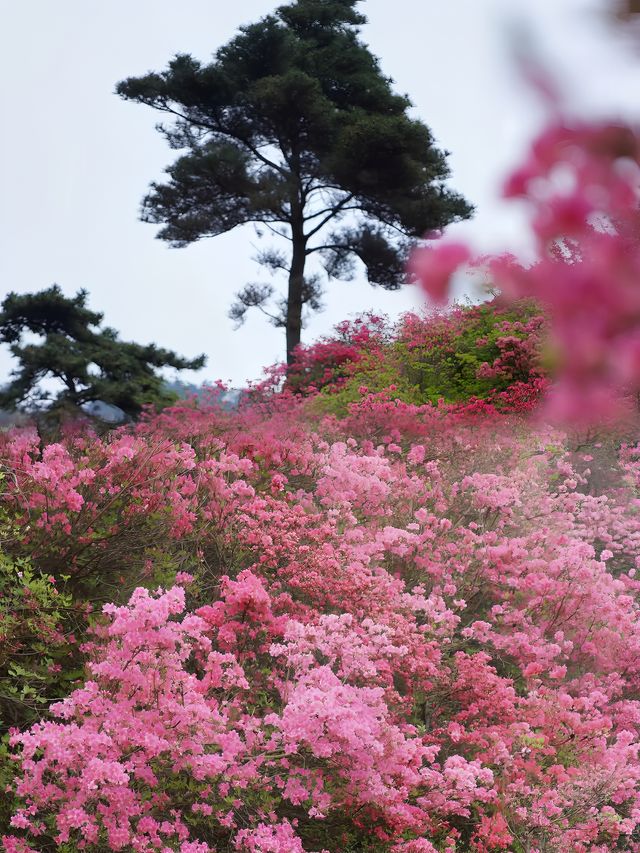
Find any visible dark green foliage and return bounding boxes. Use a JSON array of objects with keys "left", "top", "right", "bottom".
[
  {"left": 117, "top": 0, "right": 472, "bottom": 361},
  {"left": 0, "top": 286, "right": 206, "bottom": 419},
  {"left": 395, "top": 302, "right": 545, "bottom": 404},
  {"left": 0, "top": 552, "right": 75, "bottom": 734},
  {"left": 0, "top": 501, "right": 80, "bottom": 834}
]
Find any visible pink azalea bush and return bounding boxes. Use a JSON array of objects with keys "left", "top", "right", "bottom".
[{"left": 276, "top": 301, "right": 547, "bottom": 412}]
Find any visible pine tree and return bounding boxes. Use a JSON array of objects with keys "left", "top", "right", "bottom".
[
  {"left": 0, "top": 286, "right": 205, "bottom": 419},
  {"left": 117, "top": 0, "right": 472, "bottom": 362}
]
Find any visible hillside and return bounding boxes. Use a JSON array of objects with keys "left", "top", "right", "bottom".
[{"left": 2, "top": 293, "right": 640, "bottom": 852}]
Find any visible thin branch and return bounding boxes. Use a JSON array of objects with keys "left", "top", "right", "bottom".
[
  {"left": 305, "top": 182, "right": 351, "bottom": 197},
  {"left": 256, "top": 304, "right": 284, "bottom": 325},
  {"left": 370, "top": 214, "right": 410, "bottom": 237},
  {"left": 305, "top": 194, "right": 356, "bottom": 239},
  {"left": 304, "top": 202, "right": 360, "bottom": 224},
  {"left": 262, "top": 222, "right": 293, "bottom": 242},
  {"left": 150, "top": 104, "right": 290, "bottom": 178},
  {"left": 306, "top": 243, "right": 347, "bottom": 255}
]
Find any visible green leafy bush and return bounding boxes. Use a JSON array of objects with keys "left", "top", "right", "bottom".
[{"left": 306, "top": 298, "right": 546, "bottom": 417}]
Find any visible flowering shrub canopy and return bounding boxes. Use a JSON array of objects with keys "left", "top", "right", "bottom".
[
  {"left": 282, "top": 300, "right": 547, "bottom": 415},
  {"left": 4, "top": 111, "right": 640, "bottom": 853}
]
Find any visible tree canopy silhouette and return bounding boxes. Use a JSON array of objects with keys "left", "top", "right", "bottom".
[
  {"left": 117, "top": 0, "right": 472, "bottom": 362},
  {"left": 0, "top": 286, "right": 206, "bottom": 419}
]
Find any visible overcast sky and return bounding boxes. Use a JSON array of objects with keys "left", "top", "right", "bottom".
[{"left": 1, "top": 0, "right": 640, "bottom": 387}]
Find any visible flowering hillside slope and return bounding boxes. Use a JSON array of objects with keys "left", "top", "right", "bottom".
[
  {"left": 4, "top": 117, "right": 640, "bottom": 852},
  {"left": 1, "top": 372, "right": 640, "bottom": 852}
]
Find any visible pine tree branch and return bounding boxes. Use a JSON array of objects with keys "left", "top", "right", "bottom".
[{"left": 305, "top": 194, "right": 356, "bottom": 238}]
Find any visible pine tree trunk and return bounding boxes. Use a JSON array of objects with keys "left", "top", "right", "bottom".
[{"left": 286, "top": 227, "right": 306, "bottom": 365}]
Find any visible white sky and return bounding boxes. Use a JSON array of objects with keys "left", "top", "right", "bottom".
[{"left": 1, "top": 0, "right": 640, "bottom": 386}]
